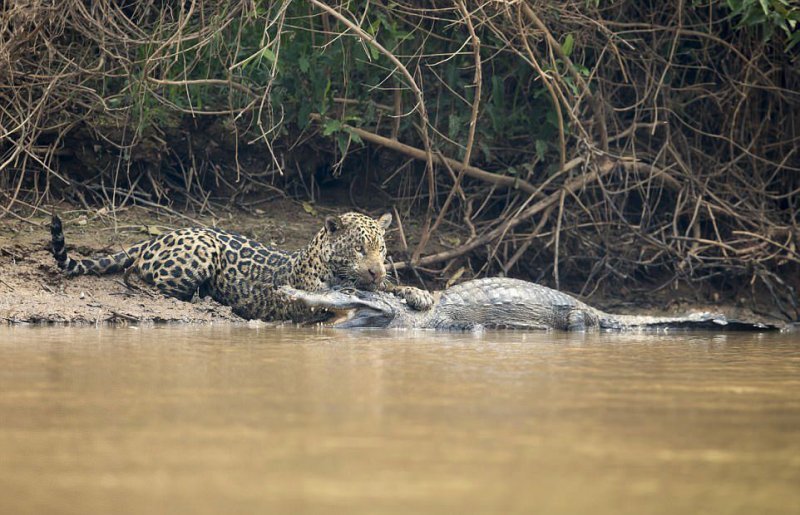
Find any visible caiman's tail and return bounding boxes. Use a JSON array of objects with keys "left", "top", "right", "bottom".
[
  {"left": 598, "top": 312, "right": 778, "bottom": 331},
  {"left": 50, "top": 214, "right": 143, "bottom": 276}
]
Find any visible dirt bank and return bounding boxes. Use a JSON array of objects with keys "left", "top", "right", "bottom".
[
  {"left": 0, "top": 201, "right": 327, "bottom": 325},
  {"left": 0, "top": 200, "right": 788, "bottom": 327}
]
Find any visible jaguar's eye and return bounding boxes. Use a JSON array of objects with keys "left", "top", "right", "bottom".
[{"left": 356, "top": 245, "right": 364, "bottom": 254}]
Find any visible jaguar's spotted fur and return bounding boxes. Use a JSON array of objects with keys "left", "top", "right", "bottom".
[{"left": 50, "top": 212, "right": 433, "bottom": 322}]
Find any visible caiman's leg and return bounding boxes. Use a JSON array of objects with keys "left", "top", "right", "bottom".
[
  {"left": 382, "top": 282, "right": 434, "bottom": 311},
  {"left": 566, "top": 310, "right": 588, "bottom": 331},
  {"left": 552, "top": 305, "right": 589, "bottom": 331}
]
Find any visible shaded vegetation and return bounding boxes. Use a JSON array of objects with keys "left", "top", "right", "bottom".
[{"left": 1, "top": 0, "right": 798, "bottom": 317}]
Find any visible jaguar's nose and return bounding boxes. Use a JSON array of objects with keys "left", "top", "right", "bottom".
[
  {"left": 365, "top": 264, "right": 386, "bottom": 285},
  {"left": 368, "top": 265, "right": 383, "bottom": 280}
]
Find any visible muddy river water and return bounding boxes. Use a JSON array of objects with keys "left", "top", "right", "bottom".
[{"left": 0, "top": 326, "right": 798, "bottom": 514}]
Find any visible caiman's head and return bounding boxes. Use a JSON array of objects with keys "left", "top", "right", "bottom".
[{"left": 279, "top": 285, "right": 397, "bottom": 328}]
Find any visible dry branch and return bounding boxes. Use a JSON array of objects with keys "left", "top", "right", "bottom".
[
  {"left": 393, "top": 156, "right": 608, "bottom": 270},
  {"left": 309, "top": 114, "right": 558, "bottom": 195}
]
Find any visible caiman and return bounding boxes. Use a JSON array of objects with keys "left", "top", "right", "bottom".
[{"left": 281, "top": 277, "right": 778, "bottom": 331}]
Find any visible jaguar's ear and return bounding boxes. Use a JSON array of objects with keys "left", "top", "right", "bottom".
[
  {"left": 325, "top": 215, "right": 343, "bottom": 234},
  {"left": 378, "top": 213, "right": 392, "bottom": 230}
]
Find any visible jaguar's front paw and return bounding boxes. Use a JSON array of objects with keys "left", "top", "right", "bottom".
[{"left": 401, "top": 286, "right": 434, "bottom": 311}]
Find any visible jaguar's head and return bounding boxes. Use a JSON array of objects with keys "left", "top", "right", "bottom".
[{"left": 320, "top": 212, "right": 391, "bottom": 291}]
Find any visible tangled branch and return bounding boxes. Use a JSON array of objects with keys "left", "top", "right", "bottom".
[{"left": 1, "top": 0, "right": 798, "bottom": 316}]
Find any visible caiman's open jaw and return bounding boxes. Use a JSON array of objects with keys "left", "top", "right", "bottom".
[
  {"left": 279, "top": 285, "right": 395, "bottom": 328},
  {"left": 333, "top": 306, "right": 394, "bottom": 328}
]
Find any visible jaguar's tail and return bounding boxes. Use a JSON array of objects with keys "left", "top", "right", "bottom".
[{"left": 50, "top": 214, "right": 143, "bottom": 276}]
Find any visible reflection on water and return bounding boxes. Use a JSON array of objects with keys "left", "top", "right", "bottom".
[{"left": 0, "top": 326, "right": 798, "bottom": 514}]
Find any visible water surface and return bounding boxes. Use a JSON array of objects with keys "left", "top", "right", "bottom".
[{"left": 0, "top": 327, "right": 798, "bottom": 514}]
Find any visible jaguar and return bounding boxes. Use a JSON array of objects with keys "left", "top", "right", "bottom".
[{"left": 50, "top": 212, "right": 433, "bottom": 322}]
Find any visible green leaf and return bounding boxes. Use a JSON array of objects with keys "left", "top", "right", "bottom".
[
  {"left": 787, "top": 31, "right": 800, "bottom": 51},
  {"left": 368, "top": 21, "right": 379, "bottom": 36},
  {"left": 491, "top": 76, "right": 504, "bottom": 110},
  {"left": 261, "top": 47, "right": 276, "bottom": 64},
  {"left": 322, "top": 119, "right": 342, "bottom": 136},
  {"left": 320, "top": 77, "right": 332, "bottom": 114},
  {"left": 562, "top": 33, "right": 575, "bottom": 57},
  {"left": 535, "top": 140, "right": 548, "bottom": 161},
  {"left": 297, "top": 103, "right": 312, "bottom": 129},
  {"left": 727, "top": 0, "right": 743, "bottom": 14},
  {"left": 336, "top": 133, "right": 349, "bottom": 155},
  {"left": 298, "top": 56, "right": 309, "bottom": 73},
  {"left": 347, "top": 130, "right": 363, "bottom": 145},
  {"left": 563, "top": 75, "right": 579, "bottom": 96},
  {"left": 448, "top": 113, "right": 461, "bottom": 140},
  {"left": 369, "top": 45, "right": 380, "bottom": 61}
]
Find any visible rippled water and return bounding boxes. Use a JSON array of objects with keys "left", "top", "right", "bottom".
[{"left": 0, "top": 326, "right": 798, "bottom": 514}]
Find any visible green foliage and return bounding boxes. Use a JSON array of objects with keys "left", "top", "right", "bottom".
[
  {"left": 189, "top": 1, "right": 561, "bottom": 171},
  {"left": 86, "top": 0, "right": 797, "bottom": 182},
  {"left": 87, "top": 1, "right": 567, "bottom": 173},
  {"left": 726, "top": 0, "right": 800, "bottom": 50}
]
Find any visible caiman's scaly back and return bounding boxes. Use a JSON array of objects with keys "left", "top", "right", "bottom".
[{"left": 283, "top": 277, "right": 779, "bottom": 331}]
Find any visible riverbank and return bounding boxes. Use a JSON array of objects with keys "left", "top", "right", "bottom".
[
  {"left": 0, "top": 200, "right": 788, "bottom": 327},
  {"left": 0, "top": 201, "right": 321, "bottom": 325}
]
